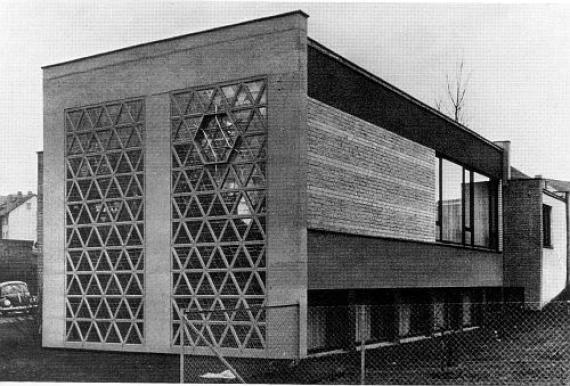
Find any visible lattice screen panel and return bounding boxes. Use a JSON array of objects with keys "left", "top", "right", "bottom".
[
  {"left": 64, "top": 100, "right": 145, "bottom": 345},
  {"left": 170, "top": 79, "right": 268, "bottom": 350}
]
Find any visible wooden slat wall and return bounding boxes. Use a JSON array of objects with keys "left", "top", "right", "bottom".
[{"left": 307, "top": 98, "right": 436, "bottom": 243}]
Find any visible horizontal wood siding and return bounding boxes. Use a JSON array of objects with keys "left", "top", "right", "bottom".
[{"left": 307, "top": 98, "right": 435, "bottom": 242}]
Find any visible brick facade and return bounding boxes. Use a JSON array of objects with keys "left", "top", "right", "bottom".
[
  {"left": 503, "top": 179, "right": 543, "bottom": 304},
  {"left": 307, "top": 98, "right": 435, "bottom": 242}
]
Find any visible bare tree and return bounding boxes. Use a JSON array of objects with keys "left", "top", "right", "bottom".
[{"left": 434, "top": 60, "right": 471, "bottom": 125}]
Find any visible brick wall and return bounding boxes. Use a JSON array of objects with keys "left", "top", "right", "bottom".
[
  {"left": 307, "top": 98, "right": 435, "bottom": 242},
  {"left": 0, "top": 239, "right": 38, "bottom": 294},
  {"left": 503, "top": 179, "right": 543, "bottom": 304},
  {"left": 498, "top": 183, "right": 503, "bottom": 252}
]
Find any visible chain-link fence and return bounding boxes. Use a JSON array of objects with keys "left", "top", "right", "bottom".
[{"left": 181, "top": 301, "right": 570, "bottom": 384}]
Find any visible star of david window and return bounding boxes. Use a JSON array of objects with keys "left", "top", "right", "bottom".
[
  {"left": 194, "top": 113, "right": 237, "bottom": 164},
  {"left": 170, "top": 79, "right": 268, "bottom": 351},
  {"left": 64, "top": 99, "right": 145, "bottom": 345}
]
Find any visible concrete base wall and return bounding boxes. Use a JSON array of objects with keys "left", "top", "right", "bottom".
[
  {"left": 308, "top": 230, "right": 503, "bottom": 290},
  {"left": 306, "top": 288, "right": 491, "bottom": 352}
]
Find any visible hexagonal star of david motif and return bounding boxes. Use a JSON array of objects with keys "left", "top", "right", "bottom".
[{"left": 193, "top": 113, "right": 239, "bottom": 164}]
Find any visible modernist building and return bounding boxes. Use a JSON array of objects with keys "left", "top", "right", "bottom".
[{"left": 43, "top": 11, "right": 512, "bottom": 358}]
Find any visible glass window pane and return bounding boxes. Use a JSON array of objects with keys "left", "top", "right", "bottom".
[
  {"left": 64, "top": 100, "right": 145, "bottom": 345},
  {"left": 441, "top": 159, "right": 463, "bottom": 243},
  {"left": 435, "top": 159, "right": 440, "bottom": 239},
  {"left": 473, "top": 172, "right": 490, "bottom": 247},
  {"left": 543, "top": 204, "right": 552, "bottom": 247},
  {"left": 464, "top": 170, "right": 471, "bottom": 231},
  {"left": 170, "top": 79, "right": 268, "bottom": 351}
]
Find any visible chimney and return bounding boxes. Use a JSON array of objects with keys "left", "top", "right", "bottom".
[
  {"left": 27, "top": 191, "right": 33, "bottom": 196},
  {"left": 8, "top": 194, "right": 14, "bottom": 202},
  {"left": 535, "top": 174, "right": 543, "bottom": 179},
  {"left": 494, "top": 141, "right": 511, "bottom": 182},
  {"left": 17, "top": 191, "right": 22, "bottom": 197}
]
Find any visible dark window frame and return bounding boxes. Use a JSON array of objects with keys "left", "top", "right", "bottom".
[
  {"left": 435, "top": 155, "right": 499, "bottom": 250},
  {"left": 543, "top": 204, "right": 552, "bottom": 248}
]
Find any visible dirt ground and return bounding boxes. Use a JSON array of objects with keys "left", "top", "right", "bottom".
[
  {"left": 2, "top": 304, "right": 570, "bottom": 384},
  {"left": 0, "top": 315, "right": 178, "bottom": 383}
]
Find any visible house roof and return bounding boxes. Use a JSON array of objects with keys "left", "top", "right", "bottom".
[
  {"left": 510, "top": 166, "right": 531, "bottom": 180},
  {"left": 509, "top": 167, "right": 570, "bottom": 193},
  {"left": 0, "top": 193, "right": 35, "bottom": 217},
  {"left": 547, "top": 180, "right": 570, "bottom": 193}
]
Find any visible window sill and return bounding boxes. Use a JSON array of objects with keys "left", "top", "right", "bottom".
[{"left": 435, "top": 240, "right": 500, "bottom": 253}]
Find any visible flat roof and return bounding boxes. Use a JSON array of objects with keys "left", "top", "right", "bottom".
[
  {"left": 42, "top": 10, "right": 309, "bottom": 70},
  {"left": 308, "top": 38, "right": 503, "bottom": 153},
  {"left": 42, "top": 10, "right": 502, "bottom": 156}
]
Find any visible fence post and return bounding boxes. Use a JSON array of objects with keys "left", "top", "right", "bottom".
[
  {"left": 441, "top": 303, "right": 450, "bottom": 371},
  {"left": 360, "top": 306, "right": 366, "bottom": 385},
  {"left": 179, "top": 324, "right": 184, "bottom": 384},
  {"left": 182, "top": 313, "right": 246, "bottom": 384}
]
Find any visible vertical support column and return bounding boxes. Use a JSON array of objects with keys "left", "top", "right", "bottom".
[
  {"left": 566, "top": 192, "right": 570, "bottom": 288},
  {"left": 144, "top": 94, "right": 172, "bottom": 351},
  {"left": 360, "top": 306, "right": 366, "bottom": 385},
  {"left": 42, "top": 88, "right": 66, "bottom": 347},
  {"left": 266, "top": 13, "right": 309, "bottom": 359},
  {"left": 179, "top": 324, "right": 184, "bottom": 383},
  {"left": 298, "top": 294, "right": 307, "bottom": 358},
  {"left": 427, "top": 289, "right": 435, "bottom": 336},
  {"left": 347, "top": 290, "right": 357, "bottom": 349},
  {"left": 393, "top": 290, "right": 402, "bottom": 342}
]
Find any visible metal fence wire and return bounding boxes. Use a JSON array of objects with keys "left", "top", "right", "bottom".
[{"left": 180, "top": 301, "right": 570, "bottom": 384}]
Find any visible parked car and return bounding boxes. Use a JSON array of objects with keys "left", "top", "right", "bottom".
[{"left": 0, "top": 281, "right": 38, "bottom": 315}]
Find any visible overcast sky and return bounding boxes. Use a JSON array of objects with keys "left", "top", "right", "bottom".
[{"left": 1, "top": 1, "right": 569, "bottom": 195}]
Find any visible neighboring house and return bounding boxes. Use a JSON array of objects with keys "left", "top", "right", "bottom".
[
  {"left": 502, "top": 160, "right": 570, "bottom": 310},
  {"left": 43, "top": 11, "right": 544, "bottom": 358},
  {"left": 36, "top": 151, "right": 44, "bottom": 299},
  {"left": 0, "top": 239, "right": 38, "bottom": 295},
  {"left": 37, "top": 151, "right": 44, "bottom": 252},
  {"left": 0, "top": 191, "right": 37, "bottom": 241}
]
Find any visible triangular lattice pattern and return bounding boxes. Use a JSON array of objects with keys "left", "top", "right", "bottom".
[
  {"left": 65, "top": 99, "right": 145, "bottom": 345},
  {"left": 171, "top": 80, "right": 267, "bottom": 350}
]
